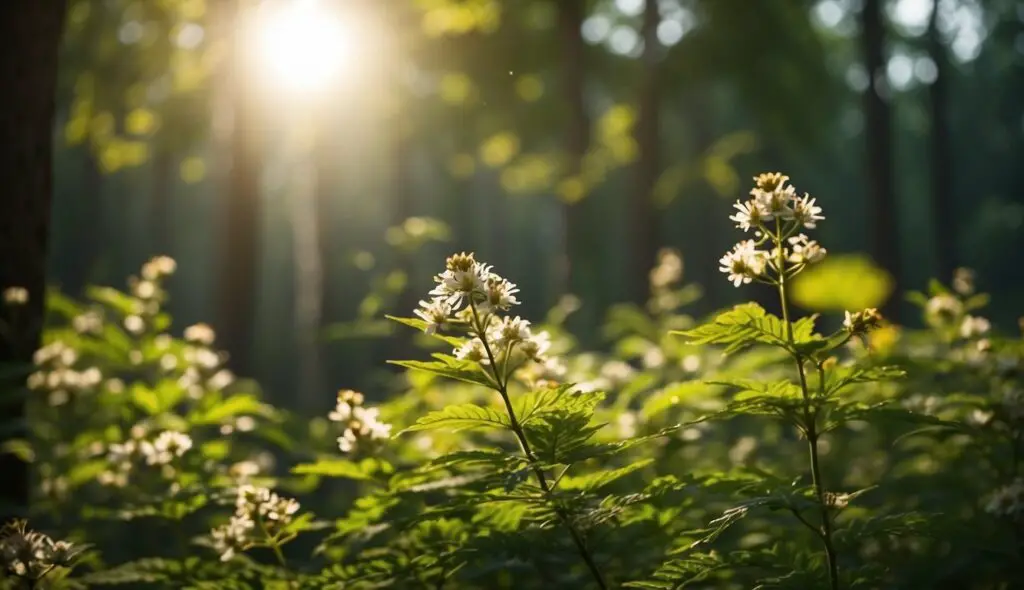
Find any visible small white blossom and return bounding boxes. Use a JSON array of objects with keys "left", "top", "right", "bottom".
[
  {"left": 787, "top": 234, "right": 827, "bottom": 265},
  {"left": 792, "top": 193, "right": 824, "bottom": 228},
  {"left": 729, "top": 199, "right": 767, "bottom": 232},
  {"left": 719, "top": 240, "right": 768, "bottom": 287},
  {"left": 328, "top": 390, "right": 392, "bottom": 454},
  {"left": 184, "top": 323, "right": 216, "bottom": 345},
  {"left": 414, "top": 298, "right": 452, "bottom": 334},
  {"left": 2, "top": 287, "right": 28, "bottom": 305},
  {"left": 959, "top": 315, "right": 991, "bottom": 339},
  {"left": 454, "top": 338, "right": 488, "bottom": 363}
]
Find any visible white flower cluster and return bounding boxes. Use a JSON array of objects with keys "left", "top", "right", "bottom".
[
  {"left": 176, "top": 325, "right": 235, "bottom": 399},
  {"left": 122, "top": 256, "right": 178, "bottom": 335},
  {"left": 415, "top": 252, "right": 520, "bottom": 333},
  {"left": 27, "top": 340, "right": 104, "bottom": 407},
  {"left": 648, "top": 248, "right": 688, "bottom": 314},
  {"left": 415, "top": 253, "right": 551, "bottom": 374},
  {"left": 720, "top": 173, "right": 826, "bottom": 287},
  {"left": 2, "top": 286, "right": 28, "bottom": 305},
  {"left": 329, "top": 389, "right": 392, "bottom": 454},
  {"left": 210, "top": 485, "right": 300, "bottom": 561},
  {"left": 0, "top": 520, "right": 85, "bottom": 580},
  {"left": 984, "top": 478, "right": 1024, "bottom": 519},
  {"left": 99, "top": 427, "right": 193, "bottom": 487}
]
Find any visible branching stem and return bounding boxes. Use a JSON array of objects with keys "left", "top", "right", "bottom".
[
  {"left": 775, "top": 221, "right": 840, "bottom": 590},
  {"left": 469, "top": 303, "right": 609, "bottom": 590}
]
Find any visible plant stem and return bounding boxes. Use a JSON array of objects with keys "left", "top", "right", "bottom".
[
  {"left": 776, "top": 242, "right": 840, "bottom": 590},
  {"left": 469, "top": 303, "right": 609, "bottom": 590}
]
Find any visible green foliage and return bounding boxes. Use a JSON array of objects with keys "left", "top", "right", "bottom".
[{"left": 6, "top": 245, "right": 1024, "bottom": 589}]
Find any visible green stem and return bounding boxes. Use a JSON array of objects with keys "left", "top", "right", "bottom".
[
  {"left": 469, "top": 303, "right": 609, "bottom": 590},
  {"left": 775, "top": 233, "right": 840, "bottom": 590}
]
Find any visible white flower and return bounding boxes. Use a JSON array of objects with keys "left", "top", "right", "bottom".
[
  {"left": 729, "top": 199, "right": 767, "bottom": 232},
  {"left": 414, "top": 298, "right": 452, "bottom": 334},
  {"left": 488, "top": 316, "right": 533, "bottom": 350},
  {"left": 792, "top": 193, "right": 824, "bottom": 228},
  {"left": 2, "top": 286, "right": 28, "bottom": 305},
  {"left": 960, "top": 315, "right": 991, "bottom": 339},
  {"left": 454, "top": 338, "right": 488, "bottom": 363},
  {"left": 519, "top": 330, "right": 551, "bottom": 361},
  {"left": 478, "top": 275, "right": 520, "bottom": 312},
  {"left": 925, "top": 294, "right": 963, "bottom": 326},
  {"left": 719, "top": 240, "right": 767, "bottom": 287},
  {"left": 337, "top": 430, "right": 357, "bottom": 453},
  {"left": 184, "top": 323, "right": 216, "bottom": 345},
  {"left": 153, "top": 431, "right": 192, "bottom": 458},
  {"left": 751, "top": 183, "right": 796, "bottom": 221},
  {"left": 787, "top": 234, "right": 827, "bottom": 265},
  {"left": 429, "top": 256, "right": 491, "bottom": 307}
]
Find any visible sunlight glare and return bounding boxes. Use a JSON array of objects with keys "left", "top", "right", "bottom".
[{"left": 254, "top": 0, "right": 355, "bottom": 95}]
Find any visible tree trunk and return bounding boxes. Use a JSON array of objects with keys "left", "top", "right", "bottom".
[
  {"left": 216, "top": 0, "right": 262, "bottom": 378},
  {"left": 60, "top": 149, "right": 103, "bottom": 297},
  {"left": 926, "top": 0, "right": 955, "bottom": 281},
  {"left": 556, "top": 0, "right": 591, "bottom": 305},
  {"left": 292, "top": 122, "right": 323, "bottom": 412},
  {"left": 630, "top": 0, "right": 663, "bottom": 305},
  {"left": 149, "top": 147, "right": 175, "bottom": 258},
  {"left": 0, "top": 0, "right": 68, "bottom": 521},
  {"left": 860, "top": 0, "right": 900, "bottom": 320}
]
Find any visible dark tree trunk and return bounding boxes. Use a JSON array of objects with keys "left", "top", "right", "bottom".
[
  {"left": 926, "top": 0, "right": 955, "bottom": 281},
  {"left": 860, "top": 0, "right": 900, "bottom": 320},
  {"left": 630, "top": 0, "right": 663, "bottom": 305},
  {"left": 217, "top": 0, "right": 262, "bottom": 378},
  {"left": 149, "top": 147, "right": 175, "bottom": 258},
  {"left": 556, "top": 0, "right": 591, "bottom": 303},
  {"left": 0, "top": 0, "right": 68, "bottom": 521},
  {"left": 60, "top": 149, "right": 103, "bottom": 297}
]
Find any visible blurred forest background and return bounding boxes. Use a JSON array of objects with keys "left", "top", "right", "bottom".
[{"left": 37, "top": 0, "right": 1024, "bottom": 414}]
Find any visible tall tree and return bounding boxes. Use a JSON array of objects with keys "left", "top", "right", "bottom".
[
  {"left": 630, "top": 0, "right": 663, "bottom": 304},
  {"left": 861, "top": 0, "right": 900, "bottom": 319},
  {"left": 556, "top": 0, "right": 591, "bottom": 303},
  {"left": 0, "top": 0, "right": 68, "bottom": 520},
  {"left": 216, "top": 0, "right": 262, "bottom": 378},
  {"left": 926, "top": 0, "right": 955, "bottom": 281}
]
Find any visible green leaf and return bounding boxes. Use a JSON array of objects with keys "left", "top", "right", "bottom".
[
  {"left": 291, "top": 459, "right": 373, "bottom": 480},
  {"left": 0, "top": 438, "right": 34, "bottom": 462},
  {"left": 401, "top": 403, "right": 510, "bottom": 433},
  {"left": 388, "top": 358, "right": 494, "bottom": 389},
  {"left": 642, "top": 381, "right": 719, "bottom": 420},
  {"left": 130, "top": 383, "right": 162, "bottom": 415},
  {"left": 87, "top": 285, "right": 142, "bottom": 317},
  {"left": 514, "top": 386, "right": 605, "bottom": 426},
  {"left": 189, "top": 394, "right": 266, "bottom": 425},
  {"left": 559, "top": 459, "right": 653, "bottom": 493},
  {"left": 821, "top": 365, "right": 905, "bottom": 397},
  {"left": 385, "top": 315, "right": 465, "bottom": 348},
  {"left": 674, "top": 303, "right": 799, "bottom": 354},
  {"left": 526, "top": 411, "right": 604, "bottom": 465}
]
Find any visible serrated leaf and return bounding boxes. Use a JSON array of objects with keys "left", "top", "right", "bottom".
[
  {"left": 559, "top": 459, "right": 653, "bottom": 493},
  {"left": 401, "top": 403, "right": 510, "bottom": 433},
  {"left": 388, "top": 359, "right": 494, "bottom": 389},
  {"left": 514, "top": 386, "right": 605, "bottom": 426},
  {"left": 385, "top": 315, "right": 465, "bottom": 348},
  {"left": 821, "top": 365, "right": 905, "bottom": 397},
  {"left": 673, "top": 303, "right": 807, "bottom": 354}
]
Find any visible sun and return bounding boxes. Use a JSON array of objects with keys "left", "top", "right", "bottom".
[{"left": 252, "top": 0, "right": 355, "bottom": 95}]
